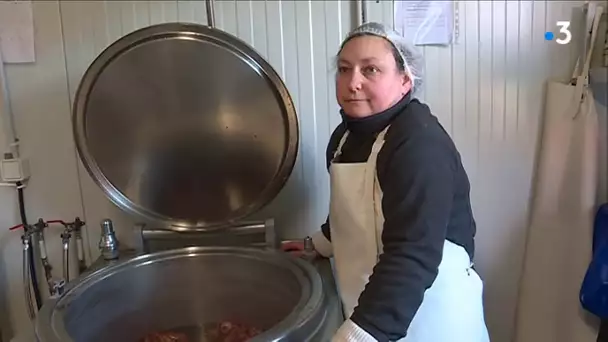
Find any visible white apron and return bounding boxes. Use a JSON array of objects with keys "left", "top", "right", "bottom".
[{"left": 329, "top": 126, "right": 490, "bottom": 342}]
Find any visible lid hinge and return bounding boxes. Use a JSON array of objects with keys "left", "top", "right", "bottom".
[{"left": 136, "top": 219, "right": 279, "bottom": 253}]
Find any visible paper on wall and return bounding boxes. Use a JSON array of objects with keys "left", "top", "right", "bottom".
[
  {"left": 0, "top": 0, "right": 35, "bottom": 63},
  {"left": 394, "top": 0, "right": 454, "bottom": 46}
]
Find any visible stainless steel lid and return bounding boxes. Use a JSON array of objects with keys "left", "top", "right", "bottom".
[{"left": 73, "top": 23, "right": 299, "bottom": 229}]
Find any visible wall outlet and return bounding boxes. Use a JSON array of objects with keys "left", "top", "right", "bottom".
[{"left": 0, "top": 157, "right": 30, "bottom": 182}]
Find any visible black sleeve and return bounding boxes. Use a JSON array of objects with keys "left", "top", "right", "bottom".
[
  {"left": 321, "top": 216, "right": 331, "bottom": 241},
  {"left": 350, "top": 135, "right": 455, "bottom": 342}
]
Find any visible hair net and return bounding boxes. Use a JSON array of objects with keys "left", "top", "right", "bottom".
[{"left": 338, "top": 22, "right": 424, "bottom": 93}]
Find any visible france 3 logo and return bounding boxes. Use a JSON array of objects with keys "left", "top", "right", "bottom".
[{"left": 545, "top": 21, "right": 572, "bottom": 45}]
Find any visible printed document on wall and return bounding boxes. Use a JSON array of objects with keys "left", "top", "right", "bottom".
[
  {"left": 0, "top": 0, "right": 35, "bottom": 63},
  {"left": 394, "top": 1, "right": 454, "bottom": 46}
]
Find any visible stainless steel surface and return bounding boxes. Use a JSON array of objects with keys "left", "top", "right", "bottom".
[
  {"left": 98, "top": 219, "right": 119, "bottom": 260},
  {"left": 35, "top": 247, "right": 330, "bottom": 342},
  {"left": 139, "top": 219, "right": 278, "bottom": 253},
  {"left": 35, "top": 20, "right": 338, "bottom": 342},
  {"left": 72, "top": 22, "right": 299, "bottom": 230},
  {"left": 72, "top": 250, "right": 343, "bottom": 342},
  {"left": 205, "top": 0, "right": 215, "bottom": 27}
]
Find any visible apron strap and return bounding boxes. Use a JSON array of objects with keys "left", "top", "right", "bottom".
[
  {"left": 371, "top": 125, "right": 391, "bottom": 153},
  {"left": 332, "top": 130, "right": 350, "bottom": 160},
  {"left": 333, "top": 124, "right": 391, "bottom": 159}
]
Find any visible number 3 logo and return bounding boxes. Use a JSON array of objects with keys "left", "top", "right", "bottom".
[{"left": 556, "top": 21, "right": 572, "bottom": 45}]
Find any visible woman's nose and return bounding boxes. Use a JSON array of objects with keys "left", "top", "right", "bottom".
[{"left": 347, "top": 72, "right": 363, "bottom": 92}]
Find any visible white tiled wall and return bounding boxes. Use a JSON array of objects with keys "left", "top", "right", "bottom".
[{"left": 0, "top": 1, "right": 589, "bottom": 341}]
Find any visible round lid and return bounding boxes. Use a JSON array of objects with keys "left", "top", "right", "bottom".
[{"left": 73, "top": 23, "right": 299, "bottom": 229}]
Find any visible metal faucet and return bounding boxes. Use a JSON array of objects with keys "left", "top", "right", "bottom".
[
  {"left": 303, "top": 236, "right": 313, "bottom": 252},
  {"left": 98, "top": 219, "right": 120, "bottom": 260},
  {"left": 50, "top": 279, "right": 66, "bottom": 298},
  {"left": 300, "top": 236, "right": 317, "bottom": 261}
]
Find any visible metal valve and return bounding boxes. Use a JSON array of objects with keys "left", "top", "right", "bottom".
[
  {"left": 300, "top": 236, "right": 316, "bottom": 262},
  {"left": 50, "top": 279, "right": 66, "bottom": 298},
  {"left": 303, "top": 236, "right": 313, "bottom": 252},
  {"left": 99, "top": 219, "right": 120, "bottom": 260}
]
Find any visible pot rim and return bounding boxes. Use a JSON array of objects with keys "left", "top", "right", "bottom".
[{"left": 35, "top": 247, "right": 325, "bottom": 342}]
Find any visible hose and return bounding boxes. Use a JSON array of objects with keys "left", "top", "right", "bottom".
[
  {"left": 36, "top": 230, "right": 54, "bottom": 295},
  {"left": 17, "top": 181, "right": 42, "bottom": 310},
  {"left": 73, "top": 217, "right": 86, "bottom": 274},
  {"left": 21, "top": 236, "right": 35, "bottom": 320},
  {"left": 75, "top": 230, "right": 86, "bottom": 274},
  {"left": 61, "top": 232, "right": 70, "bottom": 282}
]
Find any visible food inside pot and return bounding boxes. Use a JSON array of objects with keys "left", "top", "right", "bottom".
[
  {"left": 140, "top": 331, "right": 188, "bottom": 342},
  {"left": 139, "top": 321, "right": 263, "bottom": 342}
]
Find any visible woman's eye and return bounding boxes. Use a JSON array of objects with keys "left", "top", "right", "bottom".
[
  {"left": 337, "top": 66, "right": 349, "bottom": 73},
  {"left": 363, "top": 66, "right": 379, "bottom": 74}
]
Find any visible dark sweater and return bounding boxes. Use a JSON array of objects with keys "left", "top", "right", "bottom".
[{"left": 321, "top": 94, "right": 477, "bottom": 341}]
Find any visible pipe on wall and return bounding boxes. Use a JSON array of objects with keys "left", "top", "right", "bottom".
[
  {"left": 205, "top": 0, "right": 215, "bottom": 28},
  {"left": 354, "top": 0, "right": 364, "bottom": 27},
  {"left": 361, "top": 0, "right": 368, "bottom": 25}
]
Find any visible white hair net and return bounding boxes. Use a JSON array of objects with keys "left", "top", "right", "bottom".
[{"left": 338, "top": 22, "right": 424, "bottom": 93}]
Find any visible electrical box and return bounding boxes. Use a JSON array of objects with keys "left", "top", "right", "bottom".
[{"left": 0, "top": 157, "right": 30, "bottom": 182}]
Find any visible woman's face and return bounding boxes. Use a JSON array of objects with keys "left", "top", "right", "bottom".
[{"left": 336, "top": 36, "right": 411, "bottom": 118}]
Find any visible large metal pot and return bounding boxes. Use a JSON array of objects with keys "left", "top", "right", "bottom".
[
  {"left": 32, "top": 13, "right": 341, "bottom": 342},
  {"left": 35, "top": 247, "right": 328, "bottom": 342}
]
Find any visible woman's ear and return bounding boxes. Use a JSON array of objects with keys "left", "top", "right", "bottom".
[{"left": 401, "top": 76, "right": 412, "bottom": 95}]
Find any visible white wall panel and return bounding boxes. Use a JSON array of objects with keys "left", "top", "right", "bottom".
[
  {"left": 0, "top": 2, "right": 85, "bottom": 338},
  {"left": 0, "top": 1, "right": 591, "bottom": 342}
]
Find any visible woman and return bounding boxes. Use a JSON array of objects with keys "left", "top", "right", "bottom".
[{"left": 283, "top": 22, "right": 490, "bottom": 342}]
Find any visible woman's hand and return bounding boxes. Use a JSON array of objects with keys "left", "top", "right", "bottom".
[{"left": 280, "top": 238, "right": 320, "bottom": 259}]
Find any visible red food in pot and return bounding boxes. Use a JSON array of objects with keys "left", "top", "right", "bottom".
[
  {"left": 140, "top": 321, "right": 262, "bottom": 342},
  {"left": 205, "top": 321, "right": 262, "bottom": 342},
  {"left": 140, "top": 331, "right": 189, "bottom": 342}
]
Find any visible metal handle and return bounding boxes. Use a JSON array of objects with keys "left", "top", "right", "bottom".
[
  {"left": 141, "top": 220, "right": 274, "bottom": 251},
  {"left": 205, "top": 0, "right": 215, "bottom": 28}
]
